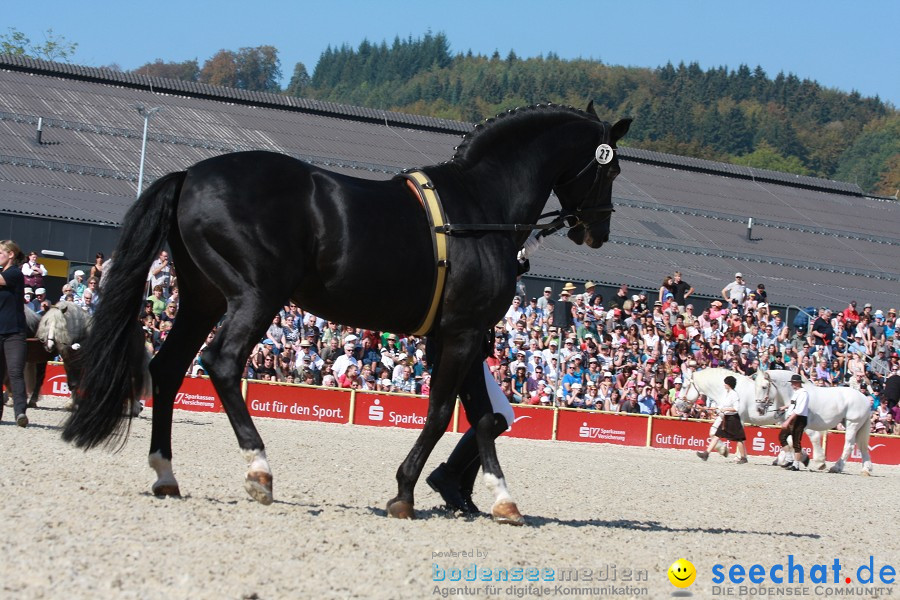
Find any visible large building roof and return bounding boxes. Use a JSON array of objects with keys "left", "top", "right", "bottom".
[{"left": 1, "top": 54, "right": 897, "bottom": 310}]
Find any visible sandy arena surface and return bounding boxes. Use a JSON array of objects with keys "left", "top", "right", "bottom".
[{"left": 1, "top": 396, "right": 898, "bottom": 600}]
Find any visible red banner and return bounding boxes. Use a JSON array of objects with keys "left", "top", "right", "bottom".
[
  {"left": 39, "top": 363, "right": 69, "bottom": 397},
  {"left": 556, "top": 410, "right": 648, "bottom": 446},
  {"left": 454, "top": 403, "right": 555, "bottom": 440},
  {"left": 245, "top": 381, "right": 350, "bottom": 423},
  {"left": 824, "top": 431, "right": 900, "bottom": 465},
  {"left": 173, "top": 376, "right": 222, "bottom": 412},
  {"left": 650, "top": 418, "right": 714, "bottom": 451},
  {"left": 353, "top": 391, "right": 432, "bottom": 430}
]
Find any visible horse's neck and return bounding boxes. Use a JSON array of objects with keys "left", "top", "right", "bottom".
[{"left": 455, "top": 115, "right": 593, "bottom": 232}]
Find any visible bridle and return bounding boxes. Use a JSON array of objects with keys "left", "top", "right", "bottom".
[
  {"left": 434, "top": 133, "right": 617, "bottom": 237},
  {"left": 754, "top": 372, "right": 779, "bottom": 417}
]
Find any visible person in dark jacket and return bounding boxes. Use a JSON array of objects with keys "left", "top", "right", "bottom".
[{"left": 0, "top": 240, "right": 29, "bottom": 427}]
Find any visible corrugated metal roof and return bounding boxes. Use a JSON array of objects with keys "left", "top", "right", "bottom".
[{"left": 0, "top": 55, "right": 896, "bottom": 310}]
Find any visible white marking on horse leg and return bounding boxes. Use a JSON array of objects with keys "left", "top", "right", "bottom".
[
  {"left": 483, "top": 473, "right": 514, "bottom": 506},
  {"left": 149, "top": 451, "right": 179, "bottom": 496},
  {"left": 807, "top": 430, "right": 825, "bottom": 465},
  {"left": 243, "top": 448, "right": 271, "bottom": 475},
  {"left": 243, "top": 448, "right": 274, "bottom": 505}
]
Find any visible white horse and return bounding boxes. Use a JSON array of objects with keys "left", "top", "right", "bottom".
[
  {"left": 36, "top": 302, "right": 147, "bottom": 415},
  {"left": 754, "top": 370, "right": 873, "bottom": 475},
  {"left": 682, "top": 368, "right": 824, "bottom": 466}
]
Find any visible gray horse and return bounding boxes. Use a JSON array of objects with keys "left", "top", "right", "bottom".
[{"left": 36, "top": 301, "right": 146, "bottom": 415}]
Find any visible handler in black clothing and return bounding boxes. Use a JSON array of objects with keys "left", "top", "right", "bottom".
[{"left": 0, "top": 240, "right": 29, "bottom": 427}]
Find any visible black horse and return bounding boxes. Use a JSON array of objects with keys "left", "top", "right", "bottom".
[{"left": 63, "top": 102, "right": 630, "bottom": 522}]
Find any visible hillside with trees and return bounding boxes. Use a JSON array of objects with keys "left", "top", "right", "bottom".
[{"left": 6, "top": 27, "right": 893, "bottom": 195}]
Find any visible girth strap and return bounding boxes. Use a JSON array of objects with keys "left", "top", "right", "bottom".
[{"left": 403, "top": 170, "right": 449, "bottom": 336}]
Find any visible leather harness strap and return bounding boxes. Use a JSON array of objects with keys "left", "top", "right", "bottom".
[{"left": 403, "top": 170, "right": 449, "bottom": 336}]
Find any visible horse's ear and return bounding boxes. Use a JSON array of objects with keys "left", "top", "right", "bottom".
[
  {"left": 586, "top": 100, "right": 599, "bottom": 118},
  {"left": 59, "top": 304, "right": 68, "bottom": 313},
  {"left": 611, "top": 118, "right": 632, "bottom": 142}
]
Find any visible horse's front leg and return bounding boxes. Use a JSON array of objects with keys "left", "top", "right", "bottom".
[
  {"left": 807, "top": 429, "right": 826, "bottom": 470},
  {"left": 387, "top": 332, "right": 481, "bottom": 519},
  {"left": 476, "top": 411, "right": 523, "bottom": 525}
]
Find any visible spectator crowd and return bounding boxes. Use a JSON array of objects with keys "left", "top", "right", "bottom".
[{"left": 30, "top": 250, "right": 900, "bottom": 437}]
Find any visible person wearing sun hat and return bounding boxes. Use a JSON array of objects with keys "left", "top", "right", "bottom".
[{"left": 779, "top": 374, "right": 810, "bottom": 471}]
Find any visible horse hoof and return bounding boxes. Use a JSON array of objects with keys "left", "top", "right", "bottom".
[
  {"left": 861, "top": 470, "right": 872, "bottom": 477},
  {"left": 387, "top": 499, "right": 415, "bottom": 519},
  {"left": 245, "top": 472, "right": 273, "bottom": 505},
  {"left": 152, "top": 483, "right": 181, "bottom": 497},
  {"left": 828, "top": 466, "right": 842, "bottom": 474},
  {"left": 816, "top": 463, "right": 827, "bottom": 471},
  {"left": 63, "top": 400, "right": 76, "bottom": 411},
  {"left": 491, "top": 502, "right": 525, "bottom": 526}
]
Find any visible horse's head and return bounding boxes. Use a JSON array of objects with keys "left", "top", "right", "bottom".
[
  {"left": 36, "top": 302, "right": 73, "bottom": 353},
  {"left": 753, "top": 371, "right": 776, "bottom": 416},
  {"left": 553, "top": 102, "right": 631, "bottom": 249}
]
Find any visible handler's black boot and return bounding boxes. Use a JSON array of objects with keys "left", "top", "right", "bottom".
[
  {"left": 426, "top": 428, "right": 479, "bottom": 513},
  {"left": 458, "top": 460, "right": 481, "bottom": 514}
]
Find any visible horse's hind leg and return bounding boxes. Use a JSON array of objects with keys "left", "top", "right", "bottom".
[
  {"left": 201, "top": 298, "right": 282, "bottom": 505},
  {"left": 829, "top": 422, "right": 862, "bottom": 474},
  {"left": 148, "top": 304, "right": 221, "bottom": 497},
  {"left": 854, "top": 424, "right": 873, "bottom": 475}
]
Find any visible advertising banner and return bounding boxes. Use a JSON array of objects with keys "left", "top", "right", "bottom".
[
  {"left": 455, "top": 404, "right": 555, "bottom": 440},
  {"left": 245, "top": 382, "right": 350, "bottom": 423},
  {"left": 39, "top": 363, "right": 69, "bottom": 397},
  {"left": 649, "top": 418, "right": 714, "bottom": 452},
  {"left": 146, "top": 376, "right": 222, "bottom": 413},
  {"left": 353, "top": 391, "right": 432, "bottom": 430},
  {"left": 555, "top": 410, "right": 648, "bottom": 446},
  {"left": 824, "top": 431, "right": 900, "bottom": 465}
]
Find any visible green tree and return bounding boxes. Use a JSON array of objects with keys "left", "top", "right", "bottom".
[
  {"left": 834, "top": 115, "right": 900, "bottom": 192},
  {"left": 132, "top": 59, "right": 200, "bottom": 81},
  {"left": 199, "top": 46, "right": 281, "bottom": 92},
  {"left": 286, "top": 62, "right": 311, "bottom": 97},
  {"left": 1, "top": 27, "right": 77, "bottom": 62},
  {"left": 739, "top": 142, "right": 810, "bottom": 175}
]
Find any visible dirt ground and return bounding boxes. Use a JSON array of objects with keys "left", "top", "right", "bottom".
[{"left": 1, "top": 396, "right": 897, "bottom": 600}]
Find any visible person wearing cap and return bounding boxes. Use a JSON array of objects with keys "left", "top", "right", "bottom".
[
  {"left": 779, "top": 374, "right": 810, "bottom": 471},
  {"left": 67, "top": 268, "right": 88, "bottom": 299},
  {"left": 697, "top": 375, "right": 748, "bottom": 463},
  {"left": 28, "top": 287, "right": 47, "bottom": 314},
  {"left": 536, "top": 286, "right": 554, "bottom": 313},
  {"left": 721, "top": 272, "right": 750, "bottom": 308}
]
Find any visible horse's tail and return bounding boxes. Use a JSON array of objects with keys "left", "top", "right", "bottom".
[{"left": 62, "top": 171, "right": 185, "bottom": 449}]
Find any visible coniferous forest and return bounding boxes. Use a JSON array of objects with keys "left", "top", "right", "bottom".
[{"left": 127, "top": 32, "right": 900, "bottom": 196}]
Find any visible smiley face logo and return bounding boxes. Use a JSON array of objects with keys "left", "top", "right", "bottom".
[{"left": 667, "top": 559, "right": 696, "bottom": 588}]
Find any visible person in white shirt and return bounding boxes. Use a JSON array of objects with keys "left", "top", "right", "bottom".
[
  {"left": 697, "top": 375, "right": 747, "bottom": 463},
  {"left": 779, "top": 374, "right": 810, "bottom": 471}
]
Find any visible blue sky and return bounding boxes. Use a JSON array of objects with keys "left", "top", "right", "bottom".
[{"left": 5, "top": 1, "right": 899, "bottom": 106}]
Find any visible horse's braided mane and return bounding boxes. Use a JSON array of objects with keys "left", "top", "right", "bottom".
[{"left": 451, "top": 103, "right": 595, "bottom": 165}]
